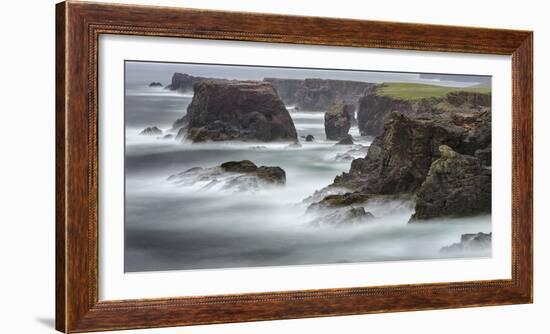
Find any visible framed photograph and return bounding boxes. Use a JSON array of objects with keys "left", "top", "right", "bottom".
[{"left": 56, "top": 1, "right": 532, "bottom": 332}]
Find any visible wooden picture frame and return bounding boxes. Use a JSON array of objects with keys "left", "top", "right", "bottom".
[{"left": 56, "top": 1, "right": 533, "bottom": 332}]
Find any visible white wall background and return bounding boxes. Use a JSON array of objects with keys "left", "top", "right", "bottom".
[{"left": 0, "top": 0, "right": 546, "bottom": 333}]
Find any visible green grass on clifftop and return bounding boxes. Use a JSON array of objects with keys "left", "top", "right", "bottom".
[{"left": 377, "top": 82, "right": 491, "bottom": 100}]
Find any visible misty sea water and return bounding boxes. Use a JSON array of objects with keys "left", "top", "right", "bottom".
[{"left": 124, "top": 62, "right": 492, "bottom": 272}]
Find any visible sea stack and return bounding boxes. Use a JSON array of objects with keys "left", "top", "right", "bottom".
[
  {"left": 324, "top": 100, "right": 351, "bottom": 140},
  {"left": 185, "top": 80, "right": 298, "bottom": 142}
]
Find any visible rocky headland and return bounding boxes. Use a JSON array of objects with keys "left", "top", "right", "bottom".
[
  {"left": 357, "top": 84, "right": 491, "bottom": 137},
  {"left": 307, "top": 87, "right": 492, "bottom": 223},
  {"left": 165, "top": 73, "right": 214, "bottom": 92}
]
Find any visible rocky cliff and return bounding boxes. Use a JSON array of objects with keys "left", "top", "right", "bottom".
[
  {"left": 357, "top": 88, "right": 492, "bottom": 137},
  {"left": 184, "top": 80, "right": 298, "bottom": 142},
  {"left": 264, "top": 78, "right": 375, "bottom": 111},
  {"left": 357, "top": 94, "right": 414, "bottom": 136}
]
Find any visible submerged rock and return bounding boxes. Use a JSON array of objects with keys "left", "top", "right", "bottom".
[
  {"left": 185, "top": 80, "right": 298, "bottom": 142},
  {"left": 301, "top": 187, "right": 349, "bottom": 206},
  {"left": 220, "top": 160, "right": 258, "bottom": 173},
  {"left": 148, "top": 82, "right": 163, "bottom": 87},
  {"left": 249, "top": 145, "right": 268, "bottom": 151},
  {"left": 308, "top": 191, "right": 371, "bottom": 211},
  {"left": 335, "top": 134, "right": 354, "bottom": 145},
  {"left": 334, "top": 153, "right": 354, "bottom": 162},
  {"left": 409, "top": 145, "right": 491, "bottom": 221},
  {"left": 221, "top": 160, "right": 286, "bottom": 184},
  {"left": 310, "top": 207, "right": 375, "bottom": 227},
  {"left": 305, "top": 134, "right": 315, "bottom": 142},
  {"left": 160, "top": 134, "right": 174, "bottom": 140},
  {"left": 286, "top": 141, "right": 302, "bottom": 148},
  {"left": 139, "top": 126, "right": 163, "bottom": 136},
  {"left": 440, "top": 232, "right": 492, "bottom": 254},
  {"left": 168, "top": 160, "right": 286, "bottom": 192},
  {"left": 325, "top": 101, "right": 351, "bottom": 140}
]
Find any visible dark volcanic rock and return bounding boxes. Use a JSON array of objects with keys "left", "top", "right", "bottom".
[
  {"left": 446, "top": 91, "right": 491, "bottom": 108},
  {"left": 440, "top": 232, "right": 492, "bottom": 254},
  {"left": 220, "top": 160, "right": 259, "bottom": 173},
  {"left": 265, "top": 78, "right": 375, "bottom": 111},
  {"left": 409, "top": 145, "right": 491, "bottom": 221},
  {"left": 332, "top": 111, "right": 491, "bottom": 193},
  {"left": 221, "top": 160, "right": 286, "bottom": 184},
  {"left": 305, "top": 134, "right": 315, "bottom": 142},
  {"left": 307, "top": 191, "right": 377, "bottom": 227},
  {"left": 160, "top": 134, "right": 174, "bottom": 140},
  {"left": 255, "top": 166, "right": 287, "bottom": 184},
  {"left": 357, "top": 94, "right": 413, "bottom": 137},
  {"left": 139, "top": 126, "right": 163, "bottom": 136},
  {"left": 357, "top": 89, "right": 492, "bottom": 137},
  {"left": 325, "top": 101, "right": 351, "bottom": 140},
  {"left": 185, "top": 80, "right": 298, "bottom": 142},
  {"left": 168, "top": 160, "right": 286, "bottom": 192},
  {"left": 335, "top": 134, "right": 354, "bottom": 145},
  {"left": 450, "top": 111, "right": 492, "bottom": 154},
  {"left": 149, "top": 82, "right": 163, "bottom": 87}
]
